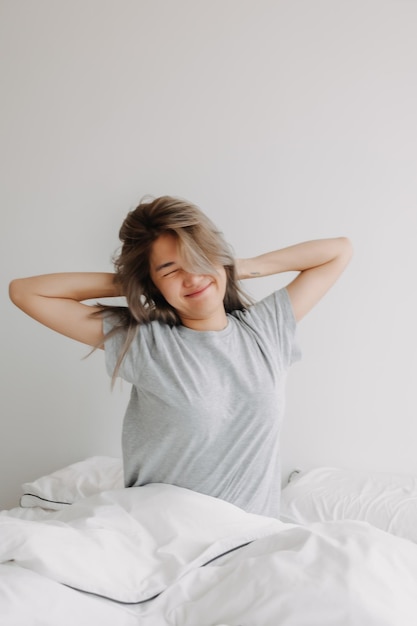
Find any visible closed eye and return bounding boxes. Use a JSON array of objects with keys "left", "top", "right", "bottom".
[{"left": 163, "top": 268, "right": 179, "bottom": 277}]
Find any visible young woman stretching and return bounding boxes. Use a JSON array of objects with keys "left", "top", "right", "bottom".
[{"left": 9, "top": 196, "right": 352, "bottom": 517}]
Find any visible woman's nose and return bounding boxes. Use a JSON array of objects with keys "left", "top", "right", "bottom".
[{"left": 182, "top": 271, "right": 201, "bottom": 287}]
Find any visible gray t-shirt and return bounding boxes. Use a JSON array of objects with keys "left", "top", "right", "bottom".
[{"left": 104, "top": 287, "right": 301, "bottom": 518}]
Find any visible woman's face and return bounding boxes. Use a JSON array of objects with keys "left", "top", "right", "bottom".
[{"left": 150, "top": 233, "right": 228, "bottom": 331}]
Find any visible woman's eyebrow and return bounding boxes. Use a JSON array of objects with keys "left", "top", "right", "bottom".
[{"left": 155, "top": 261, "right": 176, "bottom": 272}]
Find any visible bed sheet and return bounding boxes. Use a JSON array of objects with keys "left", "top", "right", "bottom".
[{"left": 1, "top": 484, "right": 417, "bottom": 626}]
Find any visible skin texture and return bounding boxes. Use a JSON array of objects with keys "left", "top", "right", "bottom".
[{"left": 236, "top": 236, "right": 353, "bottom": 322}]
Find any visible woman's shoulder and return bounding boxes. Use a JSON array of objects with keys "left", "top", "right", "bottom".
[{"left": 235, "top": 288, "right": 291, "bottom": 319}]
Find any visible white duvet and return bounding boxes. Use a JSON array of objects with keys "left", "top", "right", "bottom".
[{"left": 1, "top": 483, "right": 417, "bottom": 626}]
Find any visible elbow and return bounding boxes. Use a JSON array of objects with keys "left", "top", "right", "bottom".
[
  {"left": 338, "top": 236, "right": 354, "bottom": 263},
  {"left": 9, "top": 279, "right": 18, "bottom": 304},
  {"left": 9, "top": 278, "right": 25, "bottom": 307}
]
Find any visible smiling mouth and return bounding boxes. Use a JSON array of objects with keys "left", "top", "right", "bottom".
[{"left": 185, "top": 282, "right": 212, "bottom": 298}]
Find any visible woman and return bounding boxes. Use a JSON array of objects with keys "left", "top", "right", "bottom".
[{"left": 9, "top": 196, "right": 352, "bottom": 517}]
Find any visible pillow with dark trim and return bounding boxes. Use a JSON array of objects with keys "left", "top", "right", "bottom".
[{"left": 20, "top": 456, "right": 123, "bottom": 510}]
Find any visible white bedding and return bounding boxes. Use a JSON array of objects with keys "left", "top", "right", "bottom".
[
  {"left": 2, "top": 480, "right": 417, "bottom": 625},
  {"left": 19, "top": 455, "right": 123, "bottom": 510},
  {"left": 281, "top": 466, "right": 417, "bottom": 543}
]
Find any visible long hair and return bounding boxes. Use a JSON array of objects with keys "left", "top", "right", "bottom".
[{"left": 97, "top": 195, "right": 252, "bottom": 381}]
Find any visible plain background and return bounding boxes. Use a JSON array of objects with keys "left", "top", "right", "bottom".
[{"left": 1, "top": 0, "right": 416, "bottom": 509}]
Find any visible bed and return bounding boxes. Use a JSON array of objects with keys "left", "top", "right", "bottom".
[{"left": 1, "top": 457, "right": 417, "bottom": 626}]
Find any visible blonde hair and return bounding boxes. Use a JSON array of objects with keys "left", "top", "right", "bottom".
[{"left": 98, "top": 195, "right": 252, "bottom": 381}]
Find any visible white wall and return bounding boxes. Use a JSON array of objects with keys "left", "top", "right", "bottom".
[{"left": 1, "top": 0, "right": 417, "bottom": 509}]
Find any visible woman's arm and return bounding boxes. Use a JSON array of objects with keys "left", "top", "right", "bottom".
[
  {"left": 236, "top": 237, "right": 353, "bottom": 321},
  {"left": 9, "top": 272, "right": 122, "bottom": 347}
]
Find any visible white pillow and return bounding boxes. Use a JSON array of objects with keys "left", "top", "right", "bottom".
[
  {"left": 20, "top": 456, "right": 123, "bottom": 510},
  {"left": 280, "top": 466, "right": 417, "bottom": 543}
]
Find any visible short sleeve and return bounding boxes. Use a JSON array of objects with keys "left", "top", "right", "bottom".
[
  {"left": 102, "top": 314, "right": 139, "bottom": 384},
  {"left": 274, "top": 288, "right": 302, "bottom": 366},
  {"left": 243, "top": 288, "right": 301, "bottom": 368}
]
